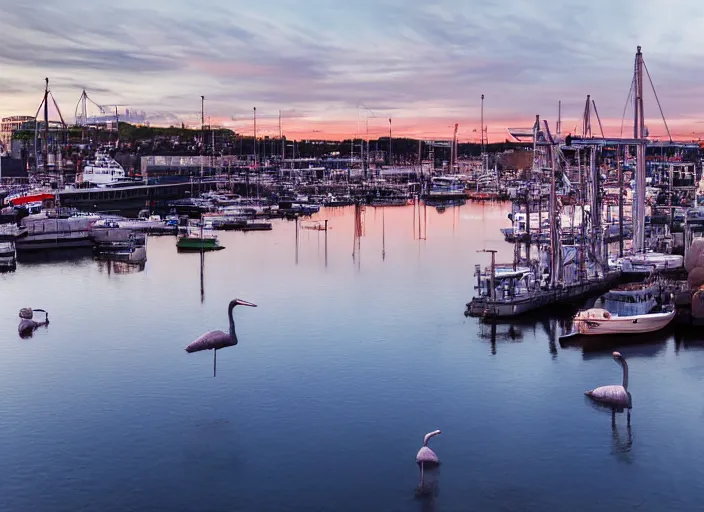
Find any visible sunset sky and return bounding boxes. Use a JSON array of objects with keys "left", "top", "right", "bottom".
[{"left": 1, "top": 0, "right": 702, "bottom": 142}]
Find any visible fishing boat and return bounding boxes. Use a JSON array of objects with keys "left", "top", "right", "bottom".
[{"left": 176, "top": 228, "right": 224, "bottom": 251}]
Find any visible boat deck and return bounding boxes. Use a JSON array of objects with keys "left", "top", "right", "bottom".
[{"left": 466, "top": 271, "right": 621, "bottom": 318}]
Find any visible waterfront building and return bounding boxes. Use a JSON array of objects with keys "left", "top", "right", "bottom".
[{"left": 0, "top": 115, "right": 34, "bottom": 150}]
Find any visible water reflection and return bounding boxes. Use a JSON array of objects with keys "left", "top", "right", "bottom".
[
  {"left": 352, "top": 203, "right": 364, "bottom": 270},
  {"left": 415, "top": 467, "right": 439, "bottom": 512},
  {"left": 478, "top": 321, "right": 523, "bottom": 356},
  {"left": 199, "top": 247, "right": 206, "bottom": 303},
  {"left": 294, "top": 216, "right": 299, "bottom": 265},
  {"left": 561, "top": 328, "right": 671, "bottom": 359},
  {"left": 611, "top": 418, "right": 634, "bottom": 463},
  {"left": 479, "top": 313, "right": 574, "bottom": 358},
  {"left": 17, "top": 247, "right": 93, "bottom": 265},
  {"left": 412, "top": 198, "right": 427, "bottom": 241},
  {"left": 585, "top": 395, "right": 634, "bottom": 461},
  {"left": 96, "top": 259, "right": 145, "bottom": 275},
  {"left": 674, "top": 326, "right": 704, "bottom": 353}
]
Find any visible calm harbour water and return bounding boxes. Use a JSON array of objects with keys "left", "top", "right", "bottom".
[{"left": 1, "top": 202, "right": 704, "bottom": 512}]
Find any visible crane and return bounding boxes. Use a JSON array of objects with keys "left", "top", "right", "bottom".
[{"left": 74, "top": 90, "right": 106, "bottom": 126}]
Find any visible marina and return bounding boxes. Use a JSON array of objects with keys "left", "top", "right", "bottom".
[{"left": 2, "top": 7, "right": 704, "bottom": 507}]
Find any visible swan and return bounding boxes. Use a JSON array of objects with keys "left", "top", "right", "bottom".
[
  {"left": 185, "top": 299, "right": 256, "bottom": 376},
  {"left": 415, "top": 430, "right": 441, "bottom": 491},
  {"left": 585, "top": 351, "right": 632, "bottom": 421}
]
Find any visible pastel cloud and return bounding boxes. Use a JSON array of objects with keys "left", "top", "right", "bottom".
[{"left": 0, "top": 0, "right": 702, "bottom": 141}]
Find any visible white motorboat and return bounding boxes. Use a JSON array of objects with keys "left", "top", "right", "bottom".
[
  {"left": 570, "top": 306, "right": 675, "bottom": 336},
  {"left": 79, "top": 152, "right": 128, "bottom": 186},
  {"left": 561, "top": 279, "right": 675, "bottom": 338}
]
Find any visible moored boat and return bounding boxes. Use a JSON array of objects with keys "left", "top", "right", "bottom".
[
  {"left": 78, "top": 152, "right": 130, "bottom": 186},
  {"left": 241, "top": 220, "right": 273, "bottom": 231},
  {"left": 3, "top": 190, "right": 55, "bottom": 208},
  {"left": 568, "top": 306, "right": 675, "bottom": 336},
  {"left": 422, "top": 176, "right": 468, "bottom": 201},
  {"left": 176, "top": 228, "right": 224, "bottom": 251},
  {"left": 561, "top": 279, "right": 675, "bottom": 338}
]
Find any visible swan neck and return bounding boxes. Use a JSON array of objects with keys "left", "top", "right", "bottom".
[
  {"left": 423, "top": 430, "right": 440, "bottom": 446},
  {"left": 621, "top": 358, "right": 629, "bottom": 390},
  {"left": 229, "top": 304, "right": 238, "bottom": 345}
]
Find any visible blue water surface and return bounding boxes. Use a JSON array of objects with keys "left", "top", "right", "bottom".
[{"left": 1, "top": 202, "right": 703, "bottom": 512}]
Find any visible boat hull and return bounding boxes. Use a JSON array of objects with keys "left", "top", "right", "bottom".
[
  {"left": 176, "top": 238, "right": 224, "bottom": 251},
  {"left": 574, "top": 310, "right": 675, "bottom": 336},
  {"left": 15, "top": 235, "right": 93, "bottom": 251},
  {"left": 58, "top": 181, "right": 221, "bottom": 216},
  {"left": 241, "top": 224, "right": 272, "bottom": 231}
]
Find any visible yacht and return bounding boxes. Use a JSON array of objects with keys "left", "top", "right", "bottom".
[{"left": 79, "top": 152, "right": 128, "bottom": 187}]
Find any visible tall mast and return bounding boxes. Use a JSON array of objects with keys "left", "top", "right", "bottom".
[
  {"left": 549, "top": 140, "right": 560, "bottom": 288},
  {"left": 43, "top": 78, "right": 49, "bottom": 173},
  {"left": 81, "top": 90, "right": 87, "bottom": 142},
  {"left": 453, "top": 123, "right": 459, "bottom": 171},
  {"left": 253, "top": 107, "right": 257, "bottom": 170},
  {"left": 115, "top": 106, "right": 120, "bottom": 146},
  {"left": 557, "top": 100, "right": 561, "bottom": 138},
  {"left": 279, "top": 110, "right": 284, "bottom": 161},
  {"left": 480, "top": 94, "right": 485, "bottom": 155},
  {"left": 200, "top": 95, "right": 205, "bottom": 146},
  {"left": 253, "top": 107, "right": 259, "bottom": 198},
  {"left": 365, "top": 115, "right": 370, "bottom": 176},
  {"left": 633, "top": 45, "right": 646, "bottom": 254},
  {"left": 200, "top": 96, "right": 205, "bottom": 179},
  {"left": 617, "top": 145, "right": 624, "bottom": 257},
  {"left": 590, "top": 146, "right": 601, "bottom": 273},
  {"left": 388, "top": 118, "right": 392, "bottom": 167}
]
